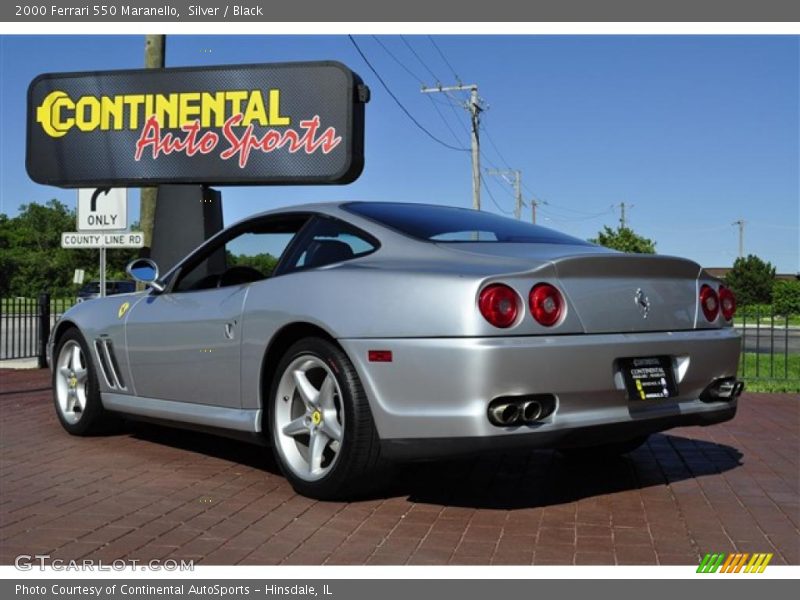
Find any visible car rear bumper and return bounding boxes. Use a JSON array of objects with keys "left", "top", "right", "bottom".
[
  {"left": 339, "top": 328, "right": 740, "bottom": 459},
  {"left": 378, "top": 404, "right": 736, "bottom": 460}
]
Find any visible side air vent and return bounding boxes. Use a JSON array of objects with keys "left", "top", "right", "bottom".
[
  {"left": 104, "top": 340, "right": 126, "bottom": 389},
  {"left": 93, "top": 340, "right": 114, "bottom": 388},
  {"left": 94, "top": 337, "right": 127, "bottom": 390}
]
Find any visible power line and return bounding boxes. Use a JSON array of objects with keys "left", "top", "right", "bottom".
[
  {"left": 539, "top": 202, "right": 612, "bottom": 219},
  {"left": 348, "top": 35, "right": 469, "bottom": 153},
  {"left": 480, "top": 122, "right": 513, "bottom": 170},
  {"left": 371, "top": 36, "right": 470, "bottom": 149},
  {"left": 486, "top": 168, "right": 523, "bottom": 219},
  {"left": 443, "top": 92, "right": 472, "bottom": 138},
  {"left": 428, "top": 36, "right": 460, "bottom": 83},
  {"left": 400, "top": 35, "right": 441, "bottom": 83},
  {"left": 425, "top": 95, "right": 465, "bottom": 146},
  {"left": 371, "top": 36, "right": 425, "bottom": 85},
  {"left": 482, "top": 177, "right": 514, "bottom": 216}
]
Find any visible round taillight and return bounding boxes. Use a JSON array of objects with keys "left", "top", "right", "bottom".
[
  {"left": 719, "top": 286, "right": 736, "bottom": 321},
  {"left": 700, "top": 284, "right": 719, "bottom": 322},
  {"left": 478, "top": 284, "right": 519, "bottom": 328},
  {"left": 529, "top": 283, "right": 564, "bottom": 326}
]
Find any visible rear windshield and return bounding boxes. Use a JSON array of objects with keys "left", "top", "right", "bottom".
[{"left": 344, "top": 202, "right": 591, "bottom": 245}]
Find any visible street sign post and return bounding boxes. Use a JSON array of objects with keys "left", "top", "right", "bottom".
[{"left": 71, "top": 187, "right": 133, "bottom": 298}]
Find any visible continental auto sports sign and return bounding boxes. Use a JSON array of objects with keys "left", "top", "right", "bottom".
[{"left": 27, "top": 61, "right": 368, "bottom": 187}]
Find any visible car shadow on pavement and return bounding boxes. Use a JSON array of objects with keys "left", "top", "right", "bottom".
[
  {"left": 125, "top": 421, "right": 743, "bottom": 509},
  {"left": 126, "top": 421, "right": 283, "bottom": 474},
  {"left": 392, "top": 434, "right": 744, "bottom": 509}
]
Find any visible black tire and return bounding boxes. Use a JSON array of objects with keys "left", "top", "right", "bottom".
[
  {"left": 559, "top": 435, "right": 649, "bottom": 461},
  {"left": 52, "top": 328, "right": 119, "bottom": 435},
  {"left": 268, "top": 337, "right": 384, "bottom": 500}
]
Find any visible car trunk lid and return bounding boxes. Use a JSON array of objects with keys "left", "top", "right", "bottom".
[
  {"left": 436, "top": 243, "right": 704, "bottom": 333},
  {"left": 550, "top": 253, "right": 701, "bottom": 333}
]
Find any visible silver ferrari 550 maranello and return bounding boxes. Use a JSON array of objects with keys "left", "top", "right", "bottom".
[{"left": 49, "top": 201, "right": 743, "bottom": 498}]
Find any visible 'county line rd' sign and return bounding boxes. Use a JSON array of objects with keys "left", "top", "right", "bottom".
[{"left": 26, "top": 61, "right": 369, "bottom": 188}]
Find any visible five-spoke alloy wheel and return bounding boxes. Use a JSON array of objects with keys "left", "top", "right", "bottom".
[
  {"left": 52, "top": 328, "right": 117, "bottom": 435},
  {"left": 55, "top": 339, "right": 89, "bottom": 425},
  {"left": 273, "top": 354, "right": 345, "bottom": 481},
  {"left": 270, "top": 337, "right": 382, "bottom": 499}
]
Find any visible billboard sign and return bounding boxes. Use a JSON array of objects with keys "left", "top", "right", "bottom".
[{"left": 27, "top": 61, "right": 368, "bottom": 187}]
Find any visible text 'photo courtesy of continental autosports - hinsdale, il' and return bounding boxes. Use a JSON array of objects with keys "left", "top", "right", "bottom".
[{"left": 48, "top": 201, "right": 743, "bottom": 499}]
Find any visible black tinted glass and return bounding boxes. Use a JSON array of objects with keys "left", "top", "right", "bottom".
[{"left": 344, "top": 202, "right": 590, "bottom": 245}]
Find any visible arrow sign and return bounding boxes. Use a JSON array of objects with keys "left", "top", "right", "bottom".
[
  {"left": 90, "top": 187, "right": 111, "bottom": 212},
  {"left": 77, "top": 188, "right": 127, "bottom": 231}
]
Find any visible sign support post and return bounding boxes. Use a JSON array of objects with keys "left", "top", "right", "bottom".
[{"left": 99, "top": 247, "right": 106, "bottom": 298}]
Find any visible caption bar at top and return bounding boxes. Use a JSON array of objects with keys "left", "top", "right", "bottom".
[{"left": 5, "top": 0, "right": 800, "bottom": 22}]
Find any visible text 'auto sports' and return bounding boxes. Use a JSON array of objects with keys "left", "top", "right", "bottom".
[{"left": 49, "top": 202, "right": 742, "bottom": 499}]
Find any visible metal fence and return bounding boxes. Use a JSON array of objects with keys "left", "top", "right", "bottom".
[
  {"left": 737, "top": 307, "right": 800, "bottom": 384},
  {"left": 0, "top": 295, "right": 75, "bottom": 363}
]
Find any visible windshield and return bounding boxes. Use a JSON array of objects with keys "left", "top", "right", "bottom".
[{"left": 344, "top": 202, "right": 591, "bottom": 245}]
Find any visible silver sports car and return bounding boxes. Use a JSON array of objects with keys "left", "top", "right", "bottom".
[{"left": 49, "top": 201, "right": 742, "bottom": 499}]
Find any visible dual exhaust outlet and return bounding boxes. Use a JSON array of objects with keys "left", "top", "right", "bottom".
[
  {"left": 488, "top": 394, "right": 557, "bottom": 427},
  {"left": 700, "top": 377, "right": 744, "bottom": 402}
]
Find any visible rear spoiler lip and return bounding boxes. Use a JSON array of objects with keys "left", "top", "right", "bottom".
[{"left": 548, "top": 252, "right": 703, "bottom": 280}]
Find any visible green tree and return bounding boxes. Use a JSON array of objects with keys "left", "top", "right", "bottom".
[
  {"left": 724, "top": 254, "right": 776, "bottom": 306},
  {"left": 772, "top": 279, "right": 800, "bottom": 316},
  {"left": 0, "top": 199, "right": 139, "bottom": 297},
  {"left": 226, "top": 251, "right": 279, "bottom": 276},
  {"left": 589, "top": 226, "right": 656, "bottom": 254}
]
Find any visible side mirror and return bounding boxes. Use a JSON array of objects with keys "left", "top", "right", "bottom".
[{"left": 126, "top": 258, "right": 165, "bottom": 293}]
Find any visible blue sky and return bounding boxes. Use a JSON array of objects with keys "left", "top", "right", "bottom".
[{"left": 1, "top": 35, "right": 798, "bottom": 272}]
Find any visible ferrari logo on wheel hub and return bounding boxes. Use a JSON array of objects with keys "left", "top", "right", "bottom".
[
  {"left": 311, "top": 410, "right": 322, "bottom": 426},
  {"left": 68, "top": 376, "right": 78, "bottom": 389}
]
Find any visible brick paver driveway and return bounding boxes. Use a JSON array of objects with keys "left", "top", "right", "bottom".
[{"left": 1, "top": 369, "right": 797, "bottom": 566}]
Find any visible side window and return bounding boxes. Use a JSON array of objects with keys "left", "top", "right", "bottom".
[
  {"left": 173, "top": 216, "right": 307, "bottom": 292},
  {"left": 290, "top": 218, "right": 377, "bottom": 270}
]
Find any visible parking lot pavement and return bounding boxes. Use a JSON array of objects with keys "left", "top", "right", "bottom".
[{"left": 1, "top": 369, "right": 797, "bottom": 567}]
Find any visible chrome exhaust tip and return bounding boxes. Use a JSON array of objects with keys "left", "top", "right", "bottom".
[
  {"left": 488, "top": 401, "right": 522, "bottom": 426},
  {"left": 521, "top": 400, "right": 543, "bottom": 423},
  {"left": 701, "top": 377, "right": 745, "bottom": 401},
  {"left": 488, "top": 394, "right": 557, "bottom": 427}
]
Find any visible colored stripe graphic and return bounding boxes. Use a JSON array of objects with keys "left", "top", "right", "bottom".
[
  {"left": 710, "top": 553, "right": 725, "bottom": 573},
  {"left": 744, "top": 553, "right": 773, "bottom": 573},
  {"left": 698, "top": 553, "right": 727, "bottom": 573},
  {"left": 699, "top": 552, "right": 772, "bottom": 573},
  {"left": 697, "top": 553, "right": 713, "bottom": 573},
  {"left": 720, "top": 553, "right": 736, "bottom": 573},
  {"left": 732, "top": 553, "right": 749, "bottom": 573}
]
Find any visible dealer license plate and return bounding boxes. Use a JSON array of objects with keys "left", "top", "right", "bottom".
[{"left": 619, "top": 356, "right": 678, "bottom": 401}]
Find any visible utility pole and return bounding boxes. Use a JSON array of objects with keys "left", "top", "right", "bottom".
[
  {"left": 486, "top": 169, "right": 522, "bottom": 219},
  {"left": 140, "top": 34, "right": 166, "bottom": 257},
  {"left": 614, "top": 202, "right": 633, "bottom": 228},
  {"left": 530, "top": 197, "right": 544, "bottom": 224},
  {"left": 733, "top": 219, "right": 745, "bottom": 258},
  {"left": 421, "top": 84, "right": 483, "bottom": 210}
]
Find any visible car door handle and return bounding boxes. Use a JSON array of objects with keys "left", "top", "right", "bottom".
[{"left": 224, "top": 320, "right": 237, "bottom": 340}]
